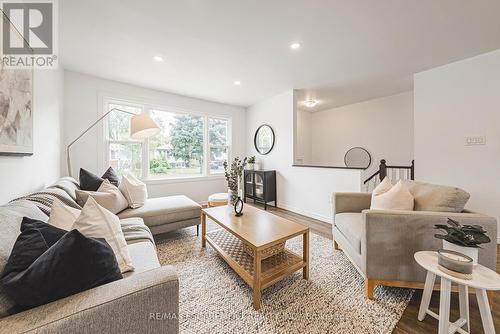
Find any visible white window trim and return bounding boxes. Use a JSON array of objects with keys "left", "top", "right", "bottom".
[{"left": 99, "top": 95, "right": 232, "bottom": 184}]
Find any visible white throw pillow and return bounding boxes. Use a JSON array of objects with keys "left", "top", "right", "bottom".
[
  {"left": 371, "top": 179, "right": 414, "bottom": 211},
  {"left": 372, "top": 176, "right": 393, "bottom": 197},
  {"left": 76, "top": 179, "right": 129, "bottom": 214},
  {"left": 48, "top": 199, "right": 81, "bottom": 230},
  {"left": 119, "top": 172, "right": 148, "bottom": 209},
  {"left": 72, "top": 196, "right": 134, "bottom": 273}
]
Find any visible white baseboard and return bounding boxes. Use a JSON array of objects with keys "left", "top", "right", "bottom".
[
  {"left": 277, "top": 202, "right": 331, "bottom": 223},
  {"left": 497, "top": 237, "right": 500, "bottom": 244}
]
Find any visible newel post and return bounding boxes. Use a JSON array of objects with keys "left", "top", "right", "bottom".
[{"left": 379, "top": 159, "right": 387, "bottom": 181}]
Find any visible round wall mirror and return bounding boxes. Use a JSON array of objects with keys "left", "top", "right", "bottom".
[
  {"left": 344, "top": 147, "right": 371, "bottom": 169},
  {"left": 254, "top": 124, "right": 275, "bottom": 155}
]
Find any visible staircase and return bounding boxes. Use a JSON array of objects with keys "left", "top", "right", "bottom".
[{"left": 363, "top": 159, "right": 414, "bottom": 192}]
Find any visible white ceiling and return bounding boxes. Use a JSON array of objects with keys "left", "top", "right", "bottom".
[{"left": 60, "top": 0, "right": 500, "bottom": 110}]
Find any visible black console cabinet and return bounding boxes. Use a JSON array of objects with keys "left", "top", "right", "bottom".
[{"left": 243, "top": 170, "right": 276, "bottom": 210}]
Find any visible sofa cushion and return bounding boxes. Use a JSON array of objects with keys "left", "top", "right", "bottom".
[
  {"left": 48, "top": 200, "right": 81, "bottom": 230},
  {"left": 403, "top": 180, "right": 470, "bottom": 213},
  {"left": 101, "top": 167, "right": 120, "bottom": 187},
  {"left": 371, "top": 180, "right": 414, "bottom": 211},
  {"left": 118, "top": 195, "right": 201, "bottom": 227},
  {"left": 10, "top": 187, "right": 81, "bottom": 216},
  {"left": 49, "top": 177, "right": 80, "bottom": 201},
  {"left": 119, "top": 172, "right": 148, "bottom": 209},
  {"left": 76, "top": 180, "right": 129, "bottom": 214},
  {"left": 1, "top": 218, "right": 122, "bottom": 310},
  {"left": 124, "top": 241, "right": 161, "bottom": 278},
  {"left": 0, "top": 201, "right": 53, "bottom": 318},
  {"left": 79, "top": 168, "right": 105, "bottom": 191},
  {"left": 73, "top": 197, "right": 134, "bottom": 273},
  {"left": 335, "top": 213, "right": 364, "bottom": 254}
]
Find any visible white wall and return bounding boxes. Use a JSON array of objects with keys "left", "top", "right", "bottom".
[
  {"left": 246, "top": 90, "right": 361, "bottom": 222},
  {"left": 414, "top": 49, "right": 500, "bottom": 240},
  {"left": 64, "top": 71, "right": 246, "bottom": 203},
  {"left": 0, "top": 68, "right": 64, "bottom": 204},
  {"left": 304, "top": 92, "right": 414, "bottom": 182},
  {"left": 294, "top": 109, "right": 312, "bottom": 165}
]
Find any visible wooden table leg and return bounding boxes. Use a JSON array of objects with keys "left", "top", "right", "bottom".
[
  {"left": 458, "top": 285, "right": 470, "bottom": 332},
  {"left": 476, "top": 288, "right": 495, "bottom": 334},
  {"left": 418, "top": 271, "right": 436, "bottom": 321},
  {"left": 303, "top": 231, "right": 309, "bottom": 280},
  {"left": 253, "top": 250, "right": 262, "bottom": 310},
  {"left": 438, "top": 277, "right": 452, "bottom": 334},
  {"left": 201, "top": 212, "right": 206, "bottom": 248}
]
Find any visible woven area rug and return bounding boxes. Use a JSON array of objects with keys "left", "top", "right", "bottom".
[{"left": 155, "top": 223, "right": 413, "bottom": 334}]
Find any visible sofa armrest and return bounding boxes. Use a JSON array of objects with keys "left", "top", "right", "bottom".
[
  {"left": 333, "top": 192, "right": 371, "bottom": 219},
  {"left": 362, "top": 209, "right": 497, "bottom": 282},
  {"left": 0, "top": 266, "right": 179, "bottom": 334}
]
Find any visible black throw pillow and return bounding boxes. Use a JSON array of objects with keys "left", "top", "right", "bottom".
[
  {"left": 101, "top": 166, "right": 120, "bottom": 187},
  {"left": 1, "top": 217, "right": 123, "bottom": 309},
  {"left": 79, "top": 168, "right": 104, "bottom": 191}
]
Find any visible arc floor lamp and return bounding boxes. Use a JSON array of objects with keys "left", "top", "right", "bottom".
[{"left": 66, "top": 108, "right": 160, "bottom": 178}]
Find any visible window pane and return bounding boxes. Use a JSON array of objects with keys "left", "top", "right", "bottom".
[
  {"left": 149, "top": 110, "right": 204, "bottom": 178},
  {"left": 109, "top": 142, "right": 142, "bottom": 177},
  {"left": 107, "top": 103, "right": 142, "bottom": 140},
  {"left": 209, "top": 147, "right": 227, "bottom": 174},
  {"left": 209, "top": 118, "right": 228, "bottom": 146}
]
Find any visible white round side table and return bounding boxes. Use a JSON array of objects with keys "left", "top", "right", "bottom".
[{"left": 415, "top": 251, "right": 500, "bottom": 334}]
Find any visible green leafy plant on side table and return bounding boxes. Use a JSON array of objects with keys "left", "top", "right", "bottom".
[{"left": 434, "top": 218, "right": 491, "bottom": 265}]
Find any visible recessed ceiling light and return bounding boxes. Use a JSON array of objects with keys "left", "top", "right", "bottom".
[
  {"left": 233, "top": 80, "right": 241, "bottom": 86},
  {"left": 303, "top": 100, "right": 319, "bottom": 108},
  {"left": 153, "top": 55, "right": 164, "bottom": 62},
  {"left": 290, "top": 42, "right": 301, "bottom": 50}
]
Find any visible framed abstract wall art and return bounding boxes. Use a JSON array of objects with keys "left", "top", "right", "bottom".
[{"left": 0, "top": 12, "right": 34, "bottom": 155}]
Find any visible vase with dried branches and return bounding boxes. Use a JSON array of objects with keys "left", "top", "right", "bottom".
[{"left": 223, "top": 157, "right": 247, "bottom": 205}]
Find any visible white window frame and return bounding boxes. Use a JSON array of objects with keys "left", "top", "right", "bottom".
[
  {"left": 207, "top": 116, "right": 231, "bottom": 176},
  {"left": 101, "top": 96, "right": 232, "bottom": 183}
]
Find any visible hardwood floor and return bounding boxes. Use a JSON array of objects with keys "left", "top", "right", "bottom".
[{"left": 248, "top": 202, "right": 499, "bottom": 333}]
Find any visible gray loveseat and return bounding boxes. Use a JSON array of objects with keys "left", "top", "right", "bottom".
[
  {"left": 0, "top": 177, "right": 190, "bottom": 333},
  {"left": 332, "top": 181, "right": 498, "bottom": 299}
]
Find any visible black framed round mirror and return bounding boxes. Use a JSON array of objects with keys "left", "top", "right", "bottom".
[
  {"left": 344, "top": 147, "right": 371, "bottom": 169},
  {"left": 254, "top": 124, "right": 275, "bottom": 155}
]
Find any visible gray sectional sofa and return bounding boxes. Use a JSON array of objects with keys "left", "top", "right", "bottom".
[
  {"left": 332, "top": 181, "right": 498, "bottom": 299},
  {"left": 0, "top": 177, "right": 201, "bottom": 333}
]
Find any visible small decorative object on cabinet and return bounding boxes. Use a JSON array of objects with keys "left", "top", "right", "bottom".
[
  {"left": 243, "top": 169, "right": 276, "bottom": 210},
  {"left": 246, "top": 156, "right": 256, "bottom": 170}
]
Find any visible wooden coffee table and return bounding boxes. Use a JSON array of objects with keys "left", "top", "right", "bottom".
[{"left": 201, "top": 205, "right": 309, "bottom": 310}]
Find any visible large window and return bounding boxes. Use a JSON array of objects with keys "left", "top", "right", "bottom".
[
  {"left": 105, "top": 99, "right": 230, "bottom": 180},
  {"left": 107, "top": 103, "right": 143, "bottom": 177},
  {"left": 208, "top": 118, "right": 229, "bottom": 174}
]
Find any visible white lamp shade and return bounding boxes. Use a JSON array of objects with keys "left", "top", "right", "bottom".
[{"left": 130, "top": 113, "right": 160, "bottom": 139}]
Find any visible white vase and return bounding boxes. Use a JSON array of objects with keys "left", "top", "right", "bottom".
[
  {"left": 247, "top": 163, "right": 254, "bottom": 170},
  {"left": 443, "top": 240, "right": 478, "bottom": 265},
  {"left": 254, "top": 163, "right": 261, "bottom": 170}
]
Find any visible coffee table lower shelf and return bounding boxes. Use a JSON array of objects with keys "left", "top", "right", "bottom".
[{"left": 206, "top": 229, "right": 306, "bottom": 294}]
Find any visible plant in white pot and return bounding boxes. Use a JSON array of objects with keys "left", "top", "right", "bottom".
[
  {"left": 434, "top": 218, "right": 491, "bottom": 265},
  {"left": 223, "top": 157, "right": 247, "bottom": 205},
  {"left": 246, "top": 156, "right": 255, "bottom": 170}
]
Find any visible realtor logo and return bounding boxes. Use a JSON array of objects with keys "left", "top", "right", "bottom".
[{"left": 1, "top": 0, "right": 58, "bottom": 68}]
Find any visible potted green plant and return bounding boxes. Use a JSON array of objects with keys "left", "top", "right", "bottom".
[
  {"left": 223, "top": 157, "right": 247, "bottom": 205},
  {"left": 434, "top": 218, "right": 491, "bottom": 265},
  {"left": 246, "top": 156, "right": 256, "bottom": 170}
]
